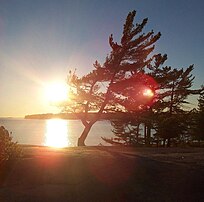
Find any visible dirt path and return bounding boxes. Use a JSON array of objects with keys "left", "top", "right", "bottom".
[{"left": 0, "top": 146, "right": 204, "bottom": 201}]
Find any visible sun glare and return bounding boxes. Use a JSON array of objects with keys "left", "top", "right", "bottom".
[
  {"left": 44, "top": 119, "right": 70, "bottom": 148},
  {"left": 44, "top": 82, "right": 68, "bottom": 103},
  {"left": 143, "top": 88, "right": 154, "bottom": 97}
]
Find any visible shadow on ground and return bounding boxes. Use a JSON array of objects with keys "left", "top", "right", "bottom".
[{"left": 0, "top": 146, "right": 204, "bottom": 202}]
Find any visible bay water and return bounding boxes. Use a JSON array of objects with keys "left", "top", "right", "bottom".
[{"left": 0, "top": 118, "right": 114, "bottom": 147}]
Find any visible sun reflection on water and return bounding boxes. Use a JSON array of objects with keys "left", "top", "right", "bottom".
[{"left": 44, "top": 119, "right": 70, "bottom": 148}]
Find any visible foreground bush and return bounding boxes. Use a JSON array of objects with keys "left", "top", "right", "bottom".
[{"left": 0, "top": 126, "right": 22, "bottom": 164}]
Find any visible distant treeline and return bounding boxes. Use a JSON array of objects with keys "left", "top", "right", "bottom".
[{"left": 24, "top": 112, "right": 130, "bottom": 120}]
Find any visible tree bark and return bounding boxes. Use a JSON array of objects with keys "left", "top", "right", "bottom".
[
  {"left": 146, "top": 123, "right": 151, "bottom": 146},
  {"left": 163, "top": 138, "right": 166, "bottom": 147},
  {"left": 144, "top": 124, "right": 147, "bottom": 145},
  {"left": 169, "top": 81, "right": 175, "bottom": 115},
  {"left": 77, "top": 124, "right": 93, "bottom": 146},
  {"left": 167, "top": 138, "right": 171, "bottom": 147},
  {"left": 136, "top": 123, "right": 140, "bottom": 144}
]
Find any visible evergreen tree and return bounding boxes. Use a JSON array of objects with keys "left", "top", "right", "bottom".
[
  {"left": 150, "top": 65, "right": 197, "bottom": 113},
  {"left": 103, "top": 55, "right": 203, "bottom": 147},
  {"left": 102, "top": 113, "right": 144, "bottom": 146},
  {"left": 197, "top": 91, "right": 204, "bottom": 140},
  {"left": 191, "top": 90, "right": 204, "bottom": 144},
  {"left": 150, "top": 65, "right": 203, "bottom": 146},
  {"left": 65, "top": 10, "right": 162, "bottom": 146},
  {"left": 102, "top": 54, "right": 167, "bottom": 147}
]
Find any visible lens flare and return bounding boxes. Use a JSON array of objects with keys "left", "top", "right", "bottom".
[
  {"left": 116, "top": 73, "right": 158, "bottom": 111},
  {"left": 143, "top": 88, "right": 154, "bottom": 97}
]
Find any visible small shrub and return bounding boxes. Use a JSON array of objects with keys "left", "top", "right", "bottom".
[{"left": 0, "top": 126, "right": 22, "bottom": 164}]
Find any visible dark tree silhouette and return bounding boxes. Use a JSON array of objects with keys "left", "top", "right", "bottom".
[
  {"left": 64, "top": 10, "right": 162, "bottom": 146},
  {"left": 190, "top": 90, "right": 204, "bottom": 144},
  {"left": 151, "top": 65, "right": 197, "bottom": 113},
  {"left": 102, "top": 113, "right": 144, "bottom": 146},
  {"left": 104, "top": 57, "right": 203, "bottom": 147},
  {"left": 151, "top": 65, "right": 203, "bottom": 146},
  {"left": 197, "top": 91, "right": 204, "bottom": 140}
]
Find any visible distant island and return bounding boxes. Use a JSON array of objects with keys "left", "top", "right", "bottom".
[{"left": 24, "top": 112, "right": 128, "bottom": 120}]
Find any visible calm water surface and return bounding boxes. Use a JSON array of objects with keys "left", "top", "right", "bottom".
[{"left": 0, "top": 118, "right": 113, "bottom": 147}]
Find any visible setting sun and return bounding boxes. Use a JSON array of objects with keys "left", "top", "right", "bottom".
[{"left": 44, "top": 82, "right": 68, "bottom": 103}]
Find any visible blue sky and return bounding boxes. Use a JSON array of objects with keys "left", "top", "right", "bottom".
[{"left": 0, "top": 0, "right": 203, "bottom": 116}]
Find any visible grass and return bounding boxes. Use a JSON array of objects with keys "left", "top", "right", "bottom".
[{"left": 0, "top": 146, "right": 204, "bottom": 201}]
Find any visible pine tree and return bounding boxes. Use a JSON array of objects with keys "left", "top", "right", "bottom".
[
  {"left": 103, "top": 55, "right": 203, "bottom": 147},
  {"left": 192, "top": 90, "right": 204, "bottom": 143},
  {"left": 65, "top": 10, "right": 162, "bottom": 146},
  {"left": 150, "top": 65, "right": 203, "bottom": 146},
  {"left": 198, "top": 91, "right": 204, "bottom": 130},
  {"left": 102, "top": 113, "right": 144, "bottom": 146}
]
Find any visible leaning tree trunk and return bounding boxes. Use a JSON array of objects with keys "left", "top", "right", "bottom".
[{"left": 77, "top": 123, "right": 93, "bottom": 146}]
